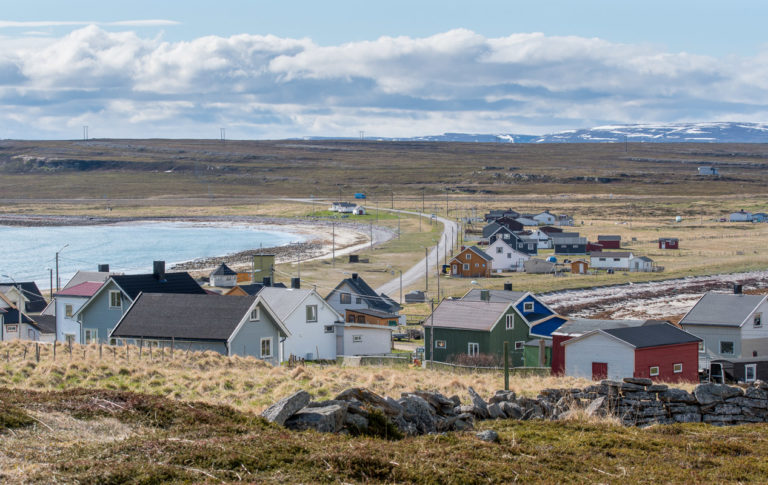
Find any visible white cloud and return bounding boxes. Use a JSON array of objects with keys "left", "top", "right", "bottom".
[{"left": 0, "top": 25, "right": 767, "bottom": 139}]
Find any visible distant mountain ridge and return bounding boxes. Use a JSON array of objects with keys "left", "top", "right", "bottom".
[{"left": 302, "top": 122, "right": 768, "bottom": 143}]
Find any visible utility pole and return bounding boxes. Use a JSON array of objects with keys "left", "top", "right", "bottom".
[
  {"left": 370, "top": 223, "right": 373, "bottom": 252},
  {"left": 425, "top": 247, "right": 429, "bottom": 294},
  {"left": 397, "top": 215, "right": 401, "bottom": 239},
  {"left": 399, "top": 270, "right": 403, "bottom": 305},
  {"left": 391, "top": 191, "right": 394, "bottom": 209},
  {"left": 429, "top": 299, "right": 435, "bottom": 367},
  {"left": 49, "top": 269, "right": 53, "bottom": 300},
  {"left": 332, "top": 222, "right": 336, "bottom": 268}
]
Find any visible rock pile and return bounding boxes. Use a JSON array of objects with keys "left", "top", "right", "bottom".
[{"left": 261, "top": 380, "right": 768, "bottom": 436}]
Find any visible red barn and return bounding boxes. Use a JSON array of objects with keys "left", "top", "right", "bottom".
[
  {"left": 562, "top": 322, "right": 701, "bottom": 382},
  {"left": 586, "top": 242, "right": 603, "bottom": 253},
  {"left": 597, "top": 235, "right": 622, "bottom": 249},
  {"left": 658, "top": 237, "right": 679, "bottom": 249}
]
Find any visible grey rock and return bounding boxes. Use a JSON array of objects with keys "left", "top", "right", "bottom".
[
  {"left": 457, "top": 405, "right": 475, "bottom": 414},
  {"left": 753, "top": 380, "right": 768, "bottom": 390},
  {"left": 726, "top": 396, "right": 768, "bottom": 409},
  {"left": 623, "top": 377, "right": 653, "bottom": 386},
  {"left": 467, "top": 387, "right": 489, "bottom": 419},
  {"left": 714, "top": 404, "right": 746, "bottom": 415},
  {"left": 261, "top": 390, "right": 311, "bottom": 426},
  {"left": 284, "top": 404, "right": 347, "bottom": 433},
  {"left": 476, "top": 430, "right": 499, "bottom": 443},
  {"left": 673, "top": 412, "right": 701, "bottom": 423},
  {"left": 647, "top": 384, "right": 669, "bottom": 392},
  {"left": 667, "top": 404, "right": 700, "bottom": 414},
  {"left": 694, "top": 384, "right": 744, "bottom": 405},
  {"left": 500, "top": 401, "right": 523, "bottom": 419},
  {"left": 336, "top": 388, "right": 402, "bottom": 416},
  {"left": 399, "top": 395, "right": 437, "bottom": 434},
  {"left": 488, "top": 403, "right": 505, "bottom": 419},
  {"left": 623, "top": 391, "right": 654, "bottom": 401},
  {"left": 489, "top": 390, "right": 517, "bottom": 404},
  {"left": 409, "top": 390, "right": 455, "bottom": 414},
  {"left": 658, "top": 389, "right": 697, "bottom": 404},
  {"left": 585, "top": 396, "right": 607, "bottom": 417},
  {"left": 345, "top": 412, "right": 369, "bottom": 431},
  {"left": 745, "top": 387, "right": 768, "bottom": 400},
  {"left": 449, "top": 395, "right": 461, "bottom": 407},
  {"left": 453, "top": 418, "right": 474, "bottom": 431}
]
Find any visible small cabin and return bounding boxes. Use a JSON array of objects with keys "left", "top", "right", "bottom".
[
  {"left": 597, "top": 235, "right": 621, "bottom": 249},
  {"left": 658, "top": 237, "right": 679, "bottom": 250},
  {"left": 571, "top": 260, "right": 589, "bottom": 275}
]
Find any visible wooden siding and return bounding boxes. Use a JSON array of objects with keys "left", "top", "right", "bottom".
[
  {"left": 449, "top": 248, "right": 492, "bottom": 278},
  {"left": 634, "top": 342, "right": 699, "bottom": 382}
]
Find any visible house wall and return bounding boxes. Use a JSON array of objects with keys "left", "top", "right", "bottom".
[
  {"left": 488, "top": 239, "right": 529, "bottom": 272},
  {"left": 341, "top": 325, "right": 392, "bottom": 356},
  {"left": 230, "top": 302, "right": 282, "bottom": 365},
  {"left": 55, "top": 295, "right": 88, "bottom": 343},
  {"left": 554, "top": 243, "right": 586, "bottom": 255},
  {"left": 2, "top": 322, "right": 39, "bottom": 341},
  {"left": 680, "top": 324, "right": 742, "bottom": 370},
  {"left": 564, "top": 333, "right": 635, "bottom": 380},
  {"left": 345, "top": 310, "right": 398, "bottom": 326},
  {"left": 78, "top": 281, "right": 127, "bottom": 344},
  {"left": 658, "top": 239, "right": 679, "bottom": 249},
  {"left": 590, "top": 255, "right": 631, "bottom": 270},
  {"left": 211, "top": 274, "right": 237, "bottom": 287},
  {"left": 449, "top": 249, "right": 491, "bottom": 278},
  {"left": 515, "top": 295, "right": 552, "bottom": 322},
  {"left": 629, "top": 258, "right": 653, "bottom": 272},
  {"left": 598, "top": 239, "right": 621, "bottom": 249},
  {"left": 739, "top": 299, "right": 768, "bottom": 344},
  {"left": 533, "top": 213, "right": 556, "bottom": 225},
  {"left": 523, "top": 344, "right": 551, "bottom": 367},
  {"left": 551, "top": 334, "right": 573, "bottom": 375},
  {"left": 634, "top": 343, "right": 699, "bottom": 382},
  {"left": 283, "top": 294, "right": 340, "bottom": 361},
  {"left": 326, "top": 282, "right": 370, "bottom": 315}
]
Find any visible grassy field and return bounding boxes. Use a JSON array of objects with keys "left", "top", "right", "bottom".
[{"left": 1, "top": 340, "right": 765, "bottom": 484}]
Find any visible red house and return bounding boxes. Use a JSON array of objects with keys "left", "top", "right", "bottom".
[
  {"left": 597, "top": 235, "right": 621, "bottom": 249},
  {"left": 561, "top": 322, "right": 701, "bottom": 382},
  {"left": 658, "top": 237, "right": 679, "bottom": 250},
  {"left": 586, "top": 242, "right": 603, "bottom": 253},
  {"left": 448, "top": 246, "right": 493, "bottom": 278}
]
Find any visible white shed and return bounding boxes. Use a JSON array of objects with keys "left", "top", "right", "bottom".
[
  {"left": 629, "top": 256, "right": 653, "bottom": 272},
  {"left": 337, "top": 323, "right": 393, "bottom": 356},
  {"left": 563, "top": 331, "right": 635, "bottom": 380},
  {"left": 590, "top": 251, "right": 634, "bottom": 270}
]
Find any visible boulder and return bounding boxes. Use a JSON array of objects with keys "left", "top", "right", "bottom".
[
  {"left": 449, "top": 395, "right": 462, "bottom": 407},
  {"left": 345, "top": 412, "right": 369, "bottom": 431},
  {"left": 673, "top": 413, "right": 701, "bottom": 423},
  {"left": 261, "top": 390, "right": 311, "bottom": 426},
  {"left": 584, "top": 396, "right": 608, "bottom": 418},
  {"left": 453, "top": 418, "right": 474, "bottom": 431},
  {"left": 658, "top": 389, "right": 697, "bottom": 404},
  {"left": 500, "top": 401, "right": 523, "bottom": 420},
  {"left": 726, "top": 396, "right": 768, "bottom": 409},
  {"left": 623, "top": 377, "right": 653, "bottom": 386},
  {"left": 693, "top": 384, "right": 744, "bottom": 405},
  {"left": 467, "top": 387, "right": 489, "bottom": 419},
  {"left": 489, "top": 390, "right": 517, "bottom": 404},
  {"left": 647, "top": 384, "right": 669, "bottom": 392},
  {"left": 399, "top": 395, "right": 437, "bottom": 434},
  {"left": 336, "top": 388, "right": 402, "bottom": 416},
  {"left": 284, "top": 404, "right": 347, "bottom": 433},
  {"left": 409, "top": 391, "right": 456, "bottom": 415},
  {"left": 476, "top": 430, "right": 499, "bottom": 443},
  {"left": 487, "top": 403, "right": 505, "bottom": 419},
  {"left": 745, "top": 387, "right": 768, "bottom": 400}
]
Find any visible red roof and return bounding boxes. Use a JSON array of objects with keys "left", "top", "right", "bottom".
[{"left": 55, "top": 281, "right": 103, "bottom": 297}]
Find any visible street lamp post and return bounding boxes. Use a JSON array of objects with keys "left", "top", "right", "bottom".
[{"left": 55, "top": 244, "right": 69, "bottom": 291}]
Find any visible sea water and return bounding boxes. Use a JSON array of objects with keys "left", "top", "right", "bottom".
[{"left": 0, "top": 221, "right": 304, "bottom": 287}]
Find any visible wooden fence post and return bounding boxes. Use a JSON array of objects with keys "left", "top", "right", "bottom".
[
  {"left": 53, "top": 341, "right": 57, "bottom": 361},
  {"left": 35, "top": 343, "right": 40, "bottom": 363}
]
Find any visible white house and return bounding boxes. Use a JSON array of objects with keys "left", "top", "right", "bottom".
[
  {"left": 353, "top": 206, "right": 366, "bottom": 215},
  {"left": 532, "top": 229, "right": 555, "bottom": 249},
  {"left": 590, "top": 251, "right": 634, "bottom": 270},
  {"left": 54, "top": 282, "right": 104, "bottom": 344},
  {"left": 698, "top": 166, "right": 719, "bottom": 176},
  {"left": 532, "top": 211, "right": 556, "bottom": 225},
  {"left": 210, "top": 263, "right": 238, "bottom": 288},
  {"left": 730, "top": 210, "right": 753, "bottom": 222},
  {"left": 629, "top": 256, "right": 654, "bottom": 272},
  {"left": 325, "top": 273, "right": 403, "bottom": 325},
  {"left": 331, "top": 202, "right": 357, "bottom": 213},
  {"left": 335, "top": 322, "right": 393, "bottom": 356},
  {"left": 488, "top": 238, "right": 530, "bottom": 272}
]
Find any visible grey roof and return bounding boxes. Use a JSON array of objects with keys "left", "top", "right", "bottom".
[
  {"left": 553, "top": 318, "right": 650, "bottom": 337},
  {"left": 462, "top": 289, "right": 526, "bottom": 303},
  {"left": 466, "top": 245, "right": 493, "bottom": 261},
  {"left": 679, "top": 292, "right": 766, "bottom": 327},
  {"left": 232, "top": 282, "right": 286, "bottom": 296},
  {"left": 635, "top": 256, "right": 654, "bottom": 262},
  {"left": 598, "top": 235, "right": 621, "bottom": 241},
  {"left": 33, "top": 315, "right": 56, "bottom": 334},
  {"left": 111, "top": 293, "right": 256, "bottom": 341},
  {"left": 328, "top": 275, "right": 400, "bottom": 313},
  {"left": 551, "top": 232, "right": 581, "bottom": 240},
  {"left": 63, "top": 271, "right": 113, "bottom": 289},
  {"left": 112, "top": 272, "right": 206, "bottom": 300},
  {"left": 590, "top": 251, "right": 633, "bottom": 258},
  {"left": 260, "top": 287, "right": 317, "bottom": 321},
  {"left": 426, "top": 300, "right": 510, "bottom": 331},
  {"left": 0, "top": 282, "right": 46, "bottom": 313},
  {"left": 211, "top": 263, "right": 237, "bottom": 276},
  {"left": 602, "top": 323, "right": 701, "bottom": 348},
  {"left": 553, "top": 237, "right": 587, "bottom": 245}
]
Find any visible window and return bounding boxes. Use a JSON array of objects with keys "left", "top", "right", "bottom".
[
  {"left": 506, "top": 314, "right": 515, "bottom": 330},
  {"left": 745, "top": 364, "right": 757, "bottom": 382},
  {"left": 249, "top": 308, "right": 260, "bottom": 321},
  {"left": 523, "top": 302, "right": 534, "bottom": 312},
  {"left": 649, "top": 366, "right": 660, "bottom": 376},
  {"left": 496, "top": 246, "right": 503, "bottom": 254},
  {"left": 355, "top": 297, "right": 361, "bottom": 304},
  {"left": 755, "top": 313, "right": 762, "bottom": 328},
  {"left": 6, "top": 325, "right": 17, "bottom": 332},
  {"left": 324, "top": 325, "right": 334, "bottom": 334},
  {"left": 347, "top": 314, "right": 355, "bottom": 323},
  {"left": 599, "top": 257, "right": 606, "bottom": 261},
  {"left": 507, "top": 253, "right": 512, "bottom": 259},
  {"left": 260, "top": 337, "right": 272, "bottom": 358},
  {"left": 435, "top": 340, "right": 446, "bottom": 349},
  {"left": 465, "top": 253, "right": 471, "bottom": 260},
  {"left": 340, "top": 292, "right": 351, "bottom": 304},
  {"left": 65, "top": 304, "right": 73, "bottom": 317},
  {"left": 503, "top": 233, "right": 510, "bottom": 240},
  {"left": 463, "top": 264, "right": 469, "bottom": 270},
  {"left": 109, "top": 338, "right": 123, "bottom": 346},
  {"left": 468, "top": 342, "right": 479, "bottom": 356},
  {"left": 673, "top": 363, "right": 683, "bottom": 374},
  {"left": 357, "top": 315, "right": 365, "bottom": 323},
  {"left": 474, "top": 263, "right": 479, "bottom": 268},
  {"left": 573, "top": 244, "right": 578, "bottom": 248},
  {"left": 514, "top": 341, "right": 525, "bottom": 350},
  {"left": 352, "top": 335, "right": 363, "bottom": 343},
  {"left": 109, "top": 291, "right": 122, "bottom": 309},
  {"left": 720, "top": 341, "right": 735, "bottom": 355},
  {"left": 84, "top": 328, "right": 98, "bottom": 344},
  {"left": 698, "top": 341, "right": 705, "bottom": 353},
  {"left": 613, "top": 258, "right": 620, "bottom": 262},
  {"left": 529, "top": 244, "right": 534, "bottom": 250},
  {"left": 306, "top": 305, "right": 318, "bottom": 322}
]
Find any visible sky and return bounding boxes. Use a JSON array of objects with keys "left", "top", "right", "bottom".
[{"left": 1, "top": 1, "right": 768, "bottom": 139}]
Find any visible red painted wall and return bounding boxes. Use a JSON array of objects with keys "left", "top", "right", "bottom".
[
  {"left": 551, "top": 334, "right": 573, "bottom": 375},
  {"left": 658, "top": 239, "right": 679, "bottom": 250},
  {"left": 598, "top": 240, "right": 621, "bottom": 249},
  {"left": 633, "top": 342, "right": 699, "bottom": 382}
]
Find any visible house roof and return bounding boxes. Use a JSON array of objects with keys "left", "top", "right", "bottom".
[
  {"left": 553, "top": 318, "right": 650, "bottom": 337},
  {"left": 210, "top": 263, "right": 237, "bottom": 276},
  {"left": 539, "top": 226, "right": 563, "bottom": 234},
  {"left": 110, "top": 293, "right": 259, "bottom": 341},
  {"left": 55, "top": 281, "right": 103, "bottom": 298},
  {"left": 659, "top": 237, "right": 679, "bottom": 241},
  {"left": 227, "top": 282, "right": 286, "bottom": 296},
  {"left": 550, "top": 232, "right": 580, "bottom": 239},
  {"left": 426, "top": 300, "right": 511, "bottom": 331},
  {"left": 112, "top": 272, "right": 206, "bottom": 300},
  {"left": 33, "top": 315, "right": 56, "bottom": 334},
  {"left": 0, "top": 282, "right": 47, "bottom": 313},
  {"left": 590, "top": 251, "right": 633, "bottom": 259},
  {"left": 553, "top": 237, "right": 586, "bottom": 245},
  {"left": 464, "top": 245, "right": 493, "bottom": 261},
  {"left": 63, "top": 271, "right": 114, "bottom": 289},
  {"left": 529, "top": 315, "right": 568, "bottom": 338},
  {"left": 634, "top": 256, "right": 654, "bottom": 262},
  {"left": 2, "top": 308, "right": 35, "bottom": 325},
  {"left": 461, "top": 289, "right": 527, "bottom": 303},
  {"left": 679, "top": 292, "right": 766, "bottom": 327},
  {"left": 328, "top": 275, "right": 400, "bottom": 313},
  {"left": 601, "top": 323, "right": 701, "bottom": 348},
  {"left": 598, "top": 235, "right": 621, "bottom": 241},
  {"left": 347, "top": 308, "right": 399, "bottom": 319}
]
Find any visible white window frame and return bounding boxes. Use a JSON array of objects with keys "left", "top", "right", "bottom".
[
  {"left": 523, "top": 302, "right": 534, "bottom": 312},
  {"left": 514, "top": 341, "right": 524, "bottom": 350},
  {"left": 649, "top": 366, "right": 660, "bottom": 376},
  {"left": 698, "top": 341, "right": 705, "bottom": 353},
  {"left": 352, "top": 335, "right": 363, "bottom": 343},
  {"left": 324, "top": 325, "right": 334, "bottom": 333},
  {"left": 109, "top": 291, "right": 122, "bottom": 310},
  {"left": 260, "top": 337, "right": 273, "bottom": 358},
  {"left": 465, "top": 253, "right": 471, "bottom": 260},
  {"left": 468, "top": 342, "right": 479, "bottom": 356},
  {"left": 249, "top": 308, "right": 260, "bottom": 321},
  {"left": 745, "top": 364, "right": 757, "bottom": 382},
  {"left": 65, "top": 304, "right": 73, "bottom": 317},
  {"left": 505, "top": 314, "right": 514, "bottom": 330},
  {"left": 435, "top": 340, "right": 446, "bottom": 349},
  {"left": 6, "top": 324, "right": 17, "bottom": 333},
  {"left": 462, "top": 263, "right": 469, "bottom": 271},
  {"left": 84, "top": 328, "right": 98, "bottom": 344},
  {"left": 306, "top": 305, "right": 318, "bottom": 323},
  {"left": 719, "top": 340, "right": 735, "bottom": 355},
  {"left": 673, "top": 363, "right": 683, "bottom": 374},
  {"left": 754, "top": 313, "right": 762, "bottom": 328},
  {"left": 109, "top": 337, "right": 122, "bottom": 346}
]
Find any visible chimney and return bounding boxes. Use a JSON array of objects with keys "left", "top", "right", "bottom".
[
  {"left": 734, "top": 284, "right": 743, "bottom": 295},
  {"left": 153, "top": 261, "right": 165, "bottom": 281},
  {"left": 262, "top": 276, "right": 272, "bottom": 287},
  {"left": 98, "top": 264, "right": 110, "bottom": 272},
  {"left": 480, "top": 289, "right": 490, "bottom": 302},
  {"left": 291, "top": 277, "right": 300, "bottom": 289},
  {"left": 351, "top": 273, "right": 358, "bottom": 280},
  {"left": 503, "top": 282, "right": 513, "bottom": 291}
]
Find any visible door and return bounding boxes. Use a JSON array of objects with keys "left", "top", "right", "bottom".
[
  {"left": 452, "top": 265, "right": 458, "bottom": 275},
  {"left": 592, "top": 362, "right": 608, "bottom": 380}
]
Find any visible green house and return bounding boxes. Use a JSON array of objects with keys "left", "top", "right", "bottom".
[{"left": 424, "top": 300, "right": 535, "bottom": 367}]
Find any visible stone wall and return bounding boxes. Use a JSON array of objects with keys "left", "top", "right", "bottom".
[{"left": 260, "top": 379, "right": 768, "bottom": 437}]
